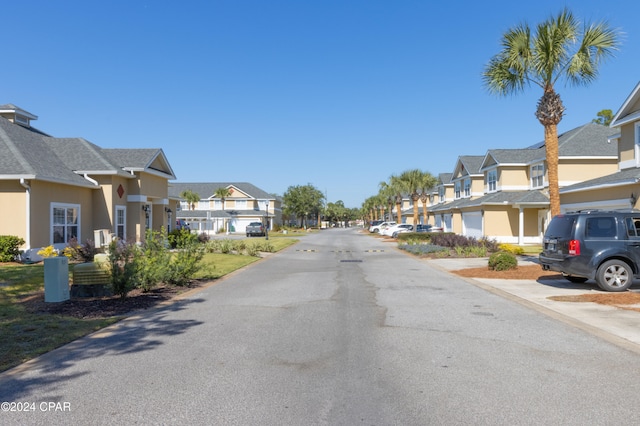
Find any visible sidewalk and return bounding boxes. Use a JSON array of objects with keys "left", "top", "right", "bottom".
[{"left": 426, "top": 257, "right": 640, "bottom": 353}]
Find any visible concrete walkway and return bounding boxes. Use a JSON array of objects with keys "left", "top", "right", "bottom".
[{"left": 426, "top": 256, "right": 640, "bottom": 354}]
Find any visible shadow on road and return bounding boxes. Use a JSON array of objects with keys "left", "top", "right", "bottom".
[{"left": 0, "top": 297, "right": 205, "bottom": 401}]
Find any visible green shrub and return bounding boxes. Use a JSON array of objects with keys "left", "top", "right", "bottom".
[
  {"left": 245, "top": 243, "right": 260, "bottom": 257},
  {"left": 397, "top": 233, "right": 432, "bottom": 243},
  {"left": 0, "top": 235, "right": 25, "bottom": 262},
  {"left": 498, "top": 243, "right": 525, "bottom": 255},
  {"left": 107, "top": 239, "right": 141, "bottom": 298},
  {"left": 168, "top": 229, "right": 197, "bottom": 249},
  {"left": 167, "top": 240, "right": 205, "bottom": 286},
  {"left": 488, "top": 251, "right": 518, "bottom": 271},
  {"left": 138, "top": 230, "right": 172, "bottom": 292}
]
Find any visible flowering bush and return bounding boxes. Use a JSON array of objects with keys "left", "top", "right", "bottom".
[{"left": 37, "top": 245, "right": 60, "bottom": 258}]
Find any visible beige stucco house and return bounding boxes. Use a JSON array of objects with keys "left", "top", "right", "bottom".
[
  {"left": 414, "top": 123, "right": 618, "bottom": 244},
  {"left": 558, "top": 82, "right": 640, "bottom": 212},
  {"left": 169, "top": 182, "right": 282, "bottom": 234},
  {"left": 0, "top": 104, "right": 177, "bottom": 259}
]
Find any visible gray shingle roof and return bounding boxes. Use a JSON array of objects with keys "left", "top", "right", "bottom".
[
  {"left": 0, "top": 112, "right": 174, "bottom": 185},
  {"left": 0, "top": 117, "right": 95, "bottom": 187},
  {"left": 560, "top": 167, "right": 640, "bottom": 194},
  {"left": 169, "top": 182, "right": 273, "bottom": 200}
]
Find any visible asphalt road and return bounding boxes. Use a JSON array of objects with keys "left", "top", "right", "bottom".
[{"left": 3, "top": 228, "right": 640, "bottom": 425}]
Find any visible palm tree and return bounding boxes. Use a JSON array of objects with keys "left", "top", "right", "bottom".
[
  {"left": 378, "top": 181, "right": 396, "bottom": 222},
  {"left": 395, "top": 169, "right": 423, "bottom": 226},
  {"left": 179, "top": 189, "right": 200, "bottom": 211},
  {"left": 483, "top": 8, "right": 620, "bottom": 217},
  {"left": 419, "top": 172, "right": 438, "bottom": 225},
  {"left": 213, "top": 187, "right": 232, "bottom": 210}
]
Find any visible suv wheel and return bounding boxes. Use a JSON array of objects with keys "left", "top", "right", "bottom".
[{"left": 596, "top": 260, "right": 633, "bottom": 292}]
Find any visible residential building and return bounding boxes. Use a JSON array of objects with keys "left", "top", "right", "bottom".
[
  {"left": 168, "top": 182, "right": 281, "bottom": 235},
  {"left": 426, "top": 123, "right": 619, "bottom": 244},
  {"left": 0, "top": 104, "right": 177, "bottom": 258},
  {"left": 559, "top": 82, "right": 640, "bottom": 211}
]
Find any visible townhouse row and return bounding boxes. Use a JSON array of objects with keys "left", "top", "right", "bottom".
[{"left": 397, "top": 81, "right": 640, "bottom": 245}]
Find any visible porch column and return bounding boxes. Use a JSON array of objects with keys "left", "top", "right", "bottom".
[{"left": 518, "top": 206, "right": 524, "bottom": 245}]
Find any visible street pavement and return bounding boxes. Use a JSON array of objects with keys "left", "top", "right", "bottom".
[{"left": 427, "top": 256, "right": 640, "bottom": 353}]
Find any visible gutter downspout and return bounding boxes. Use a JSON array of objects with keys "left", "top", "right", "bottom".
[
  {"left": 83, "top": 173, "right": 99, "bottom": 186},
  {"left": 19, "top": 178, "right": 31, "bottom": 251}
]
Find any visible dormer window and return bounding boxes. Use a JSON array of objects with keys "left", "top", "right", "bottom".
[
  {"left": 455, "top": 182, "right": 461, "bottom": 199},
  {"left": 487, "top": 170, "right": 497, "bottom": 192},
  {"left": 531, "top": 164, "right": 545, "bottom": 188},
  {"left": 0, "top": 104, "right": 37, "bottom": 128}
]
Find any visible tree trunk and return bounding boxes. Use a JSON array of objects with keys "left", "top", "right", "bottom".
[
  {"left": 545, "top": 123, "right": 561, "bottom": 218},
  {"left": 421, "top": 197, "right": 428, "bottom": 225},
  {"left": 412, "top": 195, "right": 420, "bottom": 226}
]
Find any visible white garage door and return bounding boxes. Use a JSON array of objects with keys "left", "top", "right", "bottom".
[
  {"left": 463, "top": 212, "right": 483, "bottom": 238},
  {"left": 233, "top": 219, "right": 255, "bottom": 233}
]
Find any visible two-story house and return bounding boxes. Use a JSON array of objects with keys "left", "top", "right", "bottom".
[
  {"left": 169, "top": 182, "right": 281, "bottom": 235},
  {"left": 0, "top": 104, "right": 177, "bottom": 258},
  {"left": 424, "top": 123, "right": 618, "bottom": 244},
  {"left": 558, "top": 82, "right": 640, "bottom": 211}
]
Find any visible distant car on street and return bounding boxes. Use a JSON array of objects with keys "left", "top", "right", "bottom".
[{"left": 246, "top": 222, "right": 266, "bottom": 237}]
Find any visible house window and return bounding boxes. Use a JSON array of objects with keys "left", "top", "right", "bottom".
[
  {"left": 455, "top": 182, "right": 461, "bottom": 199},
  {"left": 52, "top": 204, "right": 79, "bottom": 244},
  {"left": 213, "top": 200, "right": 222, "bottom": 210},
  {"left": 198, "top": 200, "right": 208, "bottom": 210},
  {"left": 236, "top": 200, "right": 247, "bottom": 210},
  {"left": 116, "top": 206, "right": 126, "bottom": 240},
  {"left": 180, "top": 201, "right": 189, "bottom": 211},
  {"left": 438, "top": 187, "right": 445, "bottom": 203},
  {"left": 531, "top": 164, "right": 545, "bottom": 188},
  {"left": 487, "top": 170, "right": 497, "bottom": 192},
  {"left": 464, "top": 178, "right": 471, "bottom": 197}
]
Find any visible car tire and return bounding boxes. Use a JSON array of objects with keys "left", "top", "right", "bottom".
[
  {"left": 564, "top": 275, "right": 588, "bottom": 283},
  {"left": 596, "top": 259, "right": 633, "bottom": 292}
]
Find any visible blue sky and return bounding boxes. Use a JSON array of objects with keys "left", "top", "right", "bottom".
[{"left": 4, "top": 1, "right": 639, "bottom": 208}]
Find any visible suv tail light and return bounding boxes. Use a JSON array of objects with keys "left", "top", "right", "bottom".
[{"left": 568, "top": 239, "right": 580, "bottom": 256}]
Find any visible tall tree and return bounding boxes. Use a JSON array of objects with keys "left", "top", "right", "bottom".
[
  {"left": 389, "top": 174, "right": 407, "bottom": 224},
  {"left": 394, "top": 169, "right": 437, "bottom": 226},
  {"left": 483, "top": 8, "right": 620, "bottom": 217},
  {"left": 179, "top": 189, "right": 200, "bottom": 211},
  {"left": 592, "top": 109, "right": 613, "bottom": 126},
  {"left": 419, "top": 172, "right": 438, "bottom": 225},
  {"left": 378, "top": 181, "right": 396, "bottom": 222},
  {"left": 283, "top": 184, "right": 325, "bottom": 228}
]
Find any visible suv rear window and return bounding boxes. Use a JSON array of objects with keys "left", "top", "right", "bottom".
[{"left": 545, "top": 215, "right": 576, "bottom": 237}]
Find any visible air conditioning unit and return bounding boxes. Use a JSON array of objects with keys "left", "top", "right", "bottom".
[{"left": 93, "top": 229, "right": 113, "bottom": 248}]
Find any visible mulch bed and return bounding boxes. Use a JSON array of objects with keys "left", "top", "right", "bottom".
[{"left": 19, "top": 281, "right": 207, "bottom": 319}]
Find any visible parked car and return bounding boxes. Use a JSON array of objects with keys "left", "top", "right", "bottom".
[
  {"left": 176, "top": 219, "right": 190, "bottom": 231},
  {"left": 382, "top": 223, "right": 413, "bottom": 237},
  {"left": 370, "top": 221, "right": 396, "bottom": 233},
  {"left": 245, "top": 222, "right": 265, "bottom": 237},
  {"left": 415, "top": 224, "right": 433, "bottom": 233},
  {"left": 539, "top": 209, "right": 640, "bottom": 292},
  {"left": 368, "top": 220, "right": 384, "bottom": 232}
]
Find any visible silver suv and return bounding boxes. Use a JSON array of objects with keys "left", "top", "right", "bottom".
[{"left": 540, "top": 210, "right": 640, "bottom": 292}]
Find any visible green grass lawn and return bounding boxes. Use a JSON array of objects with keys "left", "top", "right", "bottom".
[
  {"left": 0, "top": 236, "right": 299, "bottom": 373},
  {"left": 0, "top": 263, "right": 118, "bottom": 372}
]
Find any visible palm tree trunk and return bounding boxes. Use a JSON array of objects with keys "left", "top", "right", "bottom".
[
  {"left": 412, "top": 195, "right": 419, "bottom": 226},
  {"left": 545, "top": 124, "right": 561, "bottom": 217},
  {"left": 395, "top": 201, "right": 402, "bottom": 223},
  {"left": 421, "top": 199, "right": 428, "bottom": 225}
]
